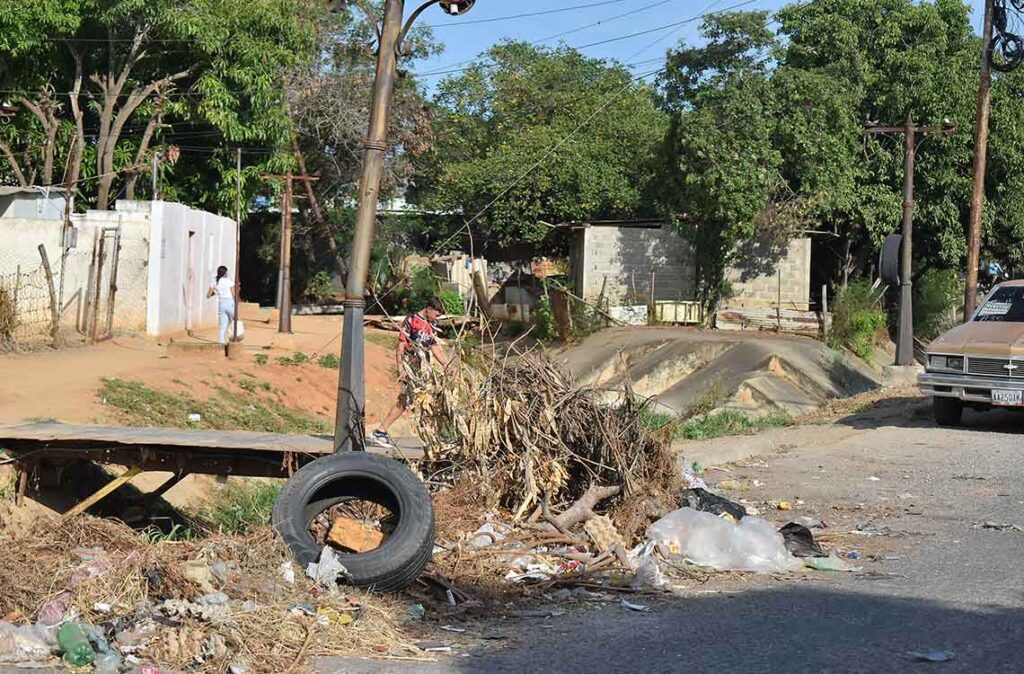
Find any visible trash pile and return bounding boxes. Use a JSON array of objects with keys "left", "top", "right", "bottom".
[
  {"left": 410, "top": 350, "right": 678, "bottom": 534},
  {"left": 0, "top": 517, "right": 413, "bottom": 673}
]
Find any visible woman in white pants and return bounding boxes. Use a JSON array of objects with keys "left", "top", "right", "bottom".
[{"left": 207, "top": 266, "right": 235, "bottom": 344}]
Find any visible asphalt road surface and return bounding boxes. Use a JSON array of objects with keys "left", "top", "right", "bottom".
[{"left": 321, "top": 396, "right": 1024, "bottom": 674}]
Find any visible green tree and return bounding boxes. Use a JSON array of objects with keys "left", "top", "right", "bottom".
[
  {"left": 0, "top": 0, "right": 310, "bottom": 211},
  {"left": 414, "top": 41, "right": 667, "bottom": 247},
  {"left": 655, "top": 11, "right": 784, "bottom": 310}
]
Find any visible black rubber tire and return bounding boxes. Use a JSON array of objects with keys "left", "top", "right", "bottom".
[
  {"left": 933, "top": 397, "right": 963, "bottom": 427},
  {"left": 272, "top": 452, "right": 435, "bottom": 592}
]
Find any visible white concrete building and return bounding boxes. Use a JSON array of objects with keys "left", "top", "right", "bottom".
[{"left": 0, "top": 197, "right": 236, "bottom": 346}]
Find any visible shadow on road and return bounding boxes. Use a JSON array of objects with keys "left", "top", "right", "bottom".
[
  {"left": 834, "top": 394, "right": 1024, "bottom": 436},
  {"left": 318, "top": 586, "right": 1024, "bottom": 673}
]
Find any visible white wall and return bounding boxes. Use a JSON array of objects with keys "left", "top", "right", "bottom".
[
  {"left": 145, "top": 201, "right": 236, "bottom": 336},
  {"left": 0, "top": 200, "right": 236, "bottom": 343}
]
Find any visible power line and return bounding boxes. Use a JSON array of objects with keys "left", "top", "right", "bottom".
[
  {"left": 415, "top": 0, "right": 758, "bottom": 79},
  {"left": 422, "top": 0, "right": 635, "bottom": 28}
]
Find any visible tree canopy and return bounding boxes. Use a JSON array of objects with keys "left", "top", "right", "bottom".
[{"left": 413, "top": 41, "right": 667, "bottom": 248}]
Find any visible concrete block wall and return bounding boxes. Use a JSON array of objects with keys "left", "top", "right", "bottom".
[
  {"left": 577, "top": 225, "right": 696, "bottom": 304},
  {"left": 572, "top": 224, "right": 811, "bottom": 312},
  {"left": 723, "top": 237, "right": 811, "bottom": 310}
]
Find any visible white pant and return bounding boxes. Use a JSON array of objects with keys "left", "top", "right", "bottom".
[{"left": 218, "top": 299, "right": 236, "bottom": 344}]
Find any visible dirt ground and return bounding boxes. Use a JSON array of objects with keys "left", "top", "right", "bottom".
[
  {"left": 0, "top": 313, "right": 406, "bottom": 434},
  {"left": 0, "top": 313, "right": 411, "bottom": 512}
]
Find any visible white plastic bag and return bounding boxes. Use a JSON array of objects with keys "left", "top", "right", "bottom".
[{"left": 647, "top": 508, "right": 802, "bottom": 573}]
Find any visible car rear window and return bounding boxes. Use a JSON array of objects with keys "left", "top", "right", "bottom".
[{"left": 975, "top": 286, "right": 1024, "bottom": 322}]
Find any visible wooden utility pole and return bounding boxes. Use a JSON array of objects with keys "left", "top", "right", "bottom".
[
  {"left": 233, "top": 148, "right": 242, "bottom": 342},
  {"left": 966, "top": 0, "right": 996, "bottom": 320},
  {"left": 262, "top": 172, "right": 319, "bottom": 334},
  {"left": 864, "top": 118, "right": 956, "bottom": 367}
]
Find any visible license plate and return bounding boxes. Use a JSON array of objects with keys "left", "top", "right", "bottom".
[{"left": 992, "top": 389, "right": 1023, "bottom": 406}]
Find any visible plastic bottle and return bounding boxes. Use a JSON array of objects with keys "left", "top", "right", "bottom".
[
  {"left": 57, "top": 623, "right": 94, "bottom": 667},
  {"left": 94, "top": 651, "right": 122, "bottom": 674}
]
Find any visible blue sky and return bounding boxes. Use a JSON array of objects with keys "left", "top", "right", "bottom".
[{"left": 411, "top": 0, "right": 986, "bottom": 93}]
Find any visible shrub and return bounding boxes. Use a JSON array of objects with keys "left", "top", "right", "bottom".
[
  {"left": 317, "top": 353, "right": 340, "bottom": 369},
  {"left": 534, "top": 292, "right": 556, "bottom": 342},
  {"left": 438, "top": 289, "right": 465, "bottom": 316},
  {"left": 914, "top": 269, "right": 962, "bottom": 340},
  {"left": 406, "top": 265, "right": 438, "bottom": 311},
  {"left": 828, "top": 280, "right": 886, "bottom": 361}
]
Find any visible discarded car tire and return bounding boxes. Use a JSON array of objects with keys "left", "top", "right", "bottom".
[
  {"left": 932, "top": 396, "right": 963, "bottom": 427},
  {"left": 272, "top": 452, "right": 435, "bottom": 592}
]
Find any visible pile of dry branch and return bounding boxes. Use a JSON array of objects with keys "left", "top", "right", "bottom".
[{"left": 410, "top": 348, "right": 679, "bottom": 539}]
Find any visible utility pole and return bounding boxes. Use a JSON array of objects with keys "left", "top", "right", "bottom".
[
  {"left": 334, "top": 0, "right": 477, "bottom": 452},
  {"left": 263, "top": 172, "right": 319, "bottom": 334},
  {"left": 966, "top": 0, "right": 996, "bottom": 320},
  {"left": 864, "top": 117, "right": 956, "bottom": 367},
  {"left": 233, "top": 148, "right": 242, "bottom": 343}
]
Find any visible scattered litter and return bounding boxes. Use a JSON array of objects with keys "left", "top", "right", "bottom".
[
  {"left": 795, "top": 516, "right": 826, "bottom": 530},
  {"left": 407, "top": 604, "right": 426, "bottom": 620},
  {"left": 620, "top": 600, "right": 650, "bottom": 613},
  {"left": 717, "top": 479, "right": 748, "bottom": 492},
  {"left": 0, "top": 622, "right": 54, "bottom": 664},
  {"left": 58, "top": 622, "right": 95, "bottom": 667},
  {"left": 446, "top": 589, "right": 457, "bottom": 606},
  {"left": 846, "top": 551, "right": 861, "bottom": 560},
  {"left": 779, "top": 523, "right": 826, "bottom": 558},
  {"left": 908, "top": 650, "right": 955, "bottom": 663},
  {"left": 648, "top": 508, "right": 802, "bottom": 573},
  {"left": 805, "top": 554, "right": 861, "bottom": 573},
  {"left": 585, "top": 515, "right": 628, "bottom": 554},
  {"left": 466, "top": 521, "right": 509, "bottom": 549},
  {"left": 187, "top": 413, "right": 202, "bottom": 423},
  {"left": 973, "top": 522, "right": 1024, "bottom": 533},
  {"left": 93, "top": 602, "right": 113, "bottom": 613},
  {"left": 752, "top": 480, "right": 765, "bottom": 488},
  {"left": 289, "top": 603, "right": 316, "bottom": 616},
  {"left": 682, "top": 488, "right": 746, "bottom": 521},
  {"left": 278, "top": 561, "right": 295, "bottom": 584},
  {"left": 305, "top": 546, "right": 350, "bottom": 588},
  {"left": 440, "top": 626, "right": 466, "bottom": 633},
  {"left": 776, "top": 501, "right": 793, "bottom": 511},
  {"left": 682, "top": 467, "right": 708, "bottom": 490},
  {"left": 229, "top": 664, "right": 248, "bottom": 674},
  {"left": 415, "top": 642, "right": 453, "bottom": 653},
  {"left": 866, "top": 476, "right": 881, "bottom": 482}
]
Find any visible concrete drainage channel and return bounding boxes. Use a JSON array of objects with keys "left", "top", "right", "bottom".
[{"left": 559, "top": 327, "right": 881, "bottom": 419}]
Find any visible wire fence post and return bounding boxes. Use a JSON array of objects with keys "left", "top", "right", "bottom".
[{"left": 37, "top": 245, "right": 61, "bottom": 348}]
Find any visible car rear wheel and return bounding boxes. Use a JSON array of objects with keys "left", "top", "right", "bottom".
[{"left": 933, "top": 397, "right": 963, "bottom": 427}]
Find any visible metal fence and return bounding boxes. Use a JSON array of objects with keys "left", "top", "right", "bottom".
[{"left": 0, "top": 260, "right": 57, "bottom": 352}]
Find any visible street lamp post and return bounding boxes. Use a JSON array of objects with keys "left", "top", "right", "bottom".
[{"left": 334, "top": 0, "right": 477, "bottom": 452}]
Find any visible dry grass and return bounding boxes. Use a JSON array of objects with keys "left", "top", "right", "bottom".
[{"left": 0, "top": 516, "right": 421, "bottom": 673}]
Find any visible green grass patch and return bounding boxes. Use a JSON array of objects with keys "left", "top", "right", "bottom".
[
  {"left": 677, "top": 410, "right": 792, "bottom": 441},
  {"left": 100, "top": 378, "right": 329, "bottom": 435},
  {"left": 254, "top": 353, "right": 268, "bottom": 366},
  {"left": 198, "top": 481, "right": 281, "bottom": 535},
  {"left": 366, "top": 332, "right": 399, "bottom": 350},
  {"left": 317, "top": 353, "right": 340, "bottom": 369},
  {"left": 276, "top": 352, "right": 309, "bottom": 366}
]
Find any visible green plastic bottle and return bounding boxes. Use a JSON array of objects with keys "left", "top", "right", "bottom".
[{"left": 57, "top": 622, "right": 95, "bottom": 667}]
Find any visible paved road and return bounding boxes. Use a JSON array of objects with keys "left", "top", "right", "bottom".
[{"left": 321, "top": 396, "right": 1024, "bottom": 673}]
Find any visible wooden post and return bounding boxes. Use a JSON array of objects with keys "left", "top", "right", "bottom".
[
  {"left": 37, "top": 245, "right": 61, "bottom": 348},
  {"left": 966, "top": 0, "right": 995, "bottom": 320},
  {"left": 234, "top": 148, "right": 242, "bottom": 343},
  {"left": 262, "top": 172, "right": 318, "bottom": 335},
  {"left": 472, "top": 266, "right": 493, "bottom": 319}
]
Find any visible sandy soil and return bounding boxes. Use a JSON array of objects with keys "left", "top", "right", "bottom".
[{"left": 0, "top": 313, "right": 408, "bottom": 435}]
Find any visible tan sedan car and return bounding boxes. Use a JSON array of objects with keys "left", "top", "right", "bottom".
[{"left": 919, "top": 281, "right": 1024, "bottom": 426}]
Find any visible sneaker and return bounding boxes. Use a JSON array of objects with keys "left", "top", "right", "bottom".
[{"left": 368, "top": 429, "right": 396, "bottom": 449}]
